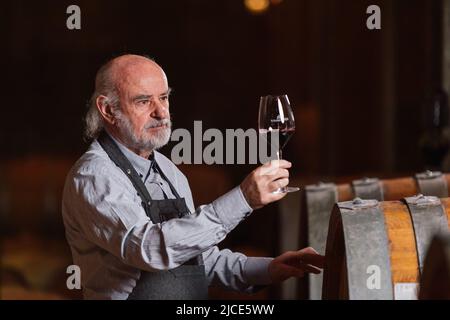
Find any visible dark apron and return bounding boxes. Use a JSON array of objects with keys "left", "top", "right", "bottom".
[{"left": 98, "top": 131, "right": 208, "bottom": 300}]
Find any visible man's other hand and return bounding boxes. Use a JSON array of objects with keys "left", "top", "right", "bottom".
[{"left": 268, "top": 247, "right": 325, "bottom": 283}]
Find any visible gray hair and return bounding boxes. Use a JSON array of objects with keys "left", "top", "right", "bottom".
[
  {"left": 84, "top": 61, "right": 119, "bottom": 141},
  {"left": 84, "top": 96, "right": 120, "bottom": 141},
  {"left": 84, "top": 54, "right": 154, "bottom": 141}
]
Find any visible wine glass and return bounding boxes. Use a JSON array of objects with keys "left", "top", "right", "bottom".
[{"left": 259, "top": 94, "right": 299, "bottom": 193}]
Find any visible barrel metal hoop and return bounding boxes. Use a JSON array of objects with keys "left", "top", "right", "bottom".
[
  {"left": 403, "top": 195, "right": 449, "bottom": 273},
  {"left": 306, "top": 182, "right": 338, "bottom": 300},
  {"left": 352, "top": 177, "right": 384, "bottom": 201},
  {"left": 415, "top": 171, "right": 448, "bottom": 198},
  {"left": 339, "top": 198, "right": 379, "bottom": 211},
  {"left": 306, "top": 182, "right": 339, "bottom": 253},
  {"left": 339, "top": 202, "right": 394, "bottom": 299}
]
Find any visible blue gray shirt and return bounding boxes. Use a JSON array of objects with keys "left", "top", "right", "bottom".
[{"left": 62, "top": 133, "right": 273, "bottom": 299}]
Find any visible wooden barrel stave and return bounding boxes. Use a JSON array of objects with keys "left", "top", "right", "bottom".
[
  {"left": 419, "top": 233, "right": 450, "bottom": 299},
  {"left": 336, "top": 173, "right": 450, "bottom": 202},
  {"left": 322, "top": 197, "right": 450, "bottom": 300},
  {"left": 304, "top": 172, "right": 450, "bottom": 299},
  {"left": 382, "top": 201, "right": 419, "bottom": 285}
]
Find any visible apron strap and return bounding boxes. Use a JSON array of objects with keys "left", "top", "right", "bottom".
[
  {"left": 97, "top": 131, "right": 159, "bottom": 223},
  {"left": 153, "top": 161, "right": 183, "bottom": 199}
]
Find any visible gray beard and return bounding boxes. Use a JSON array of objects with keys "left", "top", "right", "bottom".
[{"left": 115, "top": 113, "right": 172, "bottom": 153}]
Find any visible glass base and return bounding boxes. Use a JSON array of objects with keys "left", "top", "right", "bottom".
[{"left": 272, "top": 186, "right": 300, "bottom": 194}]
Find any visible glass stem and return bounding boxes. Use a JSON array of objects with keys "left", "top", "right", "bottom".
[
  {"left": 277, "top": 148, "right": 285, "bottom": 192},
  {"left": 278, "top": 148, "right": 283, "bottom": 161}
]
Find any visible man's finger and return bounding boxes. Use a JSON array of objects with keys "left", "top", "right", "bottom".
[
  {"left": 300, "top": 252, "right": 325, "bottom": 268},
  {"left": 302, "top": 264, "right": 322, "bottom": 274},
  {"left": 268, "top": 178, "right": 289, "bottom": 192},
  {"left": 301, "top": 247, "right": 319, "bottom": 255},
  {"left": 267, "top": 191, "right": 288, "bottom": 203},
  {"left": 267, "top": 168, "right": 289, "bottom": 182},
  {"left": 258, "top": 165, "right": 290, "bottom": 178},
  {"left": 262, "top": 159, "right": 292, "bottom": 170}
]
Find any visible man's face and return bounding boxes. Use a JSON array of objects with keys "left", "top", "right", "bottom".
[{"left": 113, "top": 62, "right": 172, "bottom": 152}]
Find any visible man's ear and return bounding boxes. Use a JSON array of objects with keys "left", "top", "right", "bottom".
[{"left": 96, "top": 95, "right": 116, "bottom": 125}]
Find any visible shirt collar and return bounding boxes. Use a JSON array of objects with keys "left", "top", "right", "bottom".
[{"left": 105, "top": 131, "right": 154, "bottom": 178}]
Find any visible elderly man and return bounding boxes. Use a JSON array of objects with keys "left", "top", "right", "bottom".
[{"left": 62, "top": 54, "right": 323, "bottom": 300}]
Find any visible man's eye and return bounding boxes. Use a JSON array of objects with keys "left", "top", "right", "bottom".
[
  {"left": 160, "top": 96, "right": 169, "bottom": 101},
  {"left": 138, "top": 100, "right": 149, "bottom": 105}
]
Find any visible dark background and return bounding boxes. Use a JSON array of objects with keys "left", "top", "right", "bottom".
[{"left": 1, "top": 0, "right": 448, "bottom": 299}]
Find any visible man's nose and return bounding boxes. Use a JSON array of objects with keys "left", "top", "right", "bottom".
[{"left": 151, "top": 100, "right": 169, "bottom": 119}]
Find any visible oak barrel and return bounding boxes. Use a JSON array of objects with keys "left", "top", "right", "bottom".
[
  {"left": 322, "top": 195, "right": 450, "bottom": 300},
  {"left": 303, "top": 171, "right": 450, "bottom": 299},
  {"left": 419, "top": 233, "right": 450, "bottom": 299}
]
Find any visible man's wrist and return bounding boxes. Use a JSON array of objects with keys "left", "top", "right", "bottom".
[
  {"left": 243, "top": 256, "right": 274, "bottom": 286},
  {"left": 212, "top": 186, "right": 253, "bottom": 231},
  {"left": 239, "top": 184, "right": 253, "bottom": 210}
]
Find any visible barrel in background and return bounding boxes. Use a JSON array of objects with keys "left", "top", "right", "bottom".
[
  {"left": 303, "top": 171, "right": 450, "bottom": 300},
  {"left": 322, "top": 196, "right": 450, "bottom": 300},
  {"left": 419, "top": 233, "right": 450, "bottom": 299}
]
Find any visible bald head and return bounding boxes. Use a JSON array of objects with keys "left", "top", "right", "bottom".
[{"left": 95, "top": 54, "right": 167, "bottom": 99}]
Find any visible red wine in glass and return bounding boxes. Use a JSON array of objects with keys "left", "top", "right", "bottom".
[
  {"left": 279, "top": 128, "right": 295, "bottom": 149},
  {"left": 259, "top": 95, "right": 299, "bottom": 193}
]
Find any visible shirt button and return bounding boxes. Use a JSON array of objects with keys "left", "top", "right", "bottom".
[
  {"left": 139, "top": 174, "right": 143, "bottom": 178},
  {"left": 217, "top": 231, "right": 226, "bottom": 239}
]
